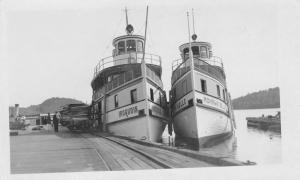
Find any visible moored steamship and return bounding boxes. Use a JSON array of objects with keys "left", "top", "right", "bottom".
[
  {"left": 170, "top": 13, "right": 236, "bottom": 147},
  {"left": 90, "top": 11, "right": 168, "bottom": 142}
]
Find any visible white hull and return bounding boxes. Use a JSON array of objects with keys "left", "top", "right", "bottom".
[
  {"left": 173, "top": 105, "right": 233, "bottom": 146},
  {"left": 107, "top": 115, "right": 166, "bottom": 142}
]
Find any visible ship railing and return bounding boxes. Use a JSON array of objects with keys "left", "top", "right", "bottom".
[
  {"left": 171, "top": 56, "right": 226, "bottom": 85},
  {"left": 104, "top": 65, "right": 164, "bottom": 92},
  {"left": 171, "top": 56, "right": 223, "bottom": 71},
  {"left": 93, "top": 52, "right": 161, "bottom": 78}
]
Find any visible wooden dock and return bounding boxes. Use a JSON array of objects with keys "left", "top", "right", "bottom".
[{"left": 10, "top": 126, "right": 246, "bottom": 174}]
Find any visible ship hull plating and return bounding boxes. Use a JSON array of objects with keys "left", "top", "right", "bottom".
[
  {"left": 173, "top": 104, "right": 233, "bottom": 147},
  {"left": 107, "top": 115, "right": 166, "bottom": 142}
]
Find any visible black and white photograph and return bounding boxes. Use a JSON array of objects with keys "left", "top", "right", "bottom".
[{"left": 1, "top": 0, "right": 300, "bottom": 179}]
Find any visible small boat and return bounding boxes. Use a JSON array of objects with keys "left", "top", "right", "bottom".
[{"left": 246, "top": 111, "right": 281, "bottom": 132}]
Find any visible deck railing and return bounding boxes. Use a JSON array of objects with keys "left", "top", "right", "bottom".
[
  {"left": 93, "top": 52, "right": 161, "bottom": 78},
  {"left": 171, "top": 57, "right": 226, "bottom": 85},
  {"left": 172, "top": 56, "right": 223, "bottom": 71}
]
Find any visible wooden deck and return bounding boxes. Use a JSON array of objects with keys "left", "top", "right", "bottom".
[{"left": 10, "top": 126, "right": 243, "bottom": 174}]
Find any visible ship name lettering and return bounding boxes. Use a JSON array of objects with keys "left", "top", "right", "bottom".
[
  {"left": 119, "top": 106, "right": 138, "bottom": 118},
  {"left": 176, "top": 98, "right": 186, "bottom": 111}
]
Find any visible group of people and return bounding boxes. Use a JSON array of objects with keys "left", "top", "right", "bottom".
[{"left": 47, "top": 112, "right": 61, "bottom": 132}]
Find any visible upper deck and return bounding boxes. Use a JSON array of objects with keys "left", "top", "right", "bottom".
[
  {"left": 92, "top": 32, "right": 162, "bottom": 85},
  {"left": 93, "top": 52, "right": 161, "bottom": 79},
  {"left": 171, "top": 42, "right": 226, "bottom": 85}
]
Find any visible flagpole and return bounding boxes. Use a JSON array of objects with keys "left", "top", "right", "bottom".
[
  {"left": 142, "top": 6, "right": 150, "bottom": 139},
  {"left": 187, "top": 11, "right": 196, "bottom": 111},
  {"left": 187, "top": 12, "right": 194, "bottom": 69}
]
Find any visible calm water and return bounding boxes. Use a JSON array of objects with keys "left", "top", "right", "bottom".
[{"left": 162, "top": 108, "right": 281, "bottom": 165}]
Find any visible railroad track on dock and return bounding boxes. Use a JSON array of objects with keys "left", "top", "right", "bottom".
[{"left": 78, "top": 133, "right": 174, "bottom": 170}]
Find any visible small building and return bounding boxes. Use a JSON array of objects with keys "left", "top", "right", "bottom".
[
  {"left": 9, "top": 104, "right": 20, "bottom": 122},
  {"left": 24, "top": 113, "right": 54, "bottom": 126}
]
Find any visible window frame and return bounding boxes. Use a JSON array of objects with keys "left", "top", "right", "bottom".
[
  {"left": 131, "top": 89, "right": 137, "bottom": 104},
  {"left": 201, "top": 79, "right": 207, "bottom": 93},
  {"left": 192, "top": 46, "right": 200, "bottom": 55},
  {"left": 117, "top": 41, "right": 126, "bottom": 55},
  {"left": 126, "top": 39, "right": 136, "bottom": 52},
  {"left": 137, "top": 40, "right": 143, "bottom": 52},
  {"left": 150, "top": 88, "right": 154, "bottom": 101},
  {"left": 200, "top": 46, "right": 208, "bottom": 58},
  {"left": 216, "top": 85, "right": 221, "bottom": 98},
  {"left": 114, "top": 94, "right": 118, "bottom": 108}
]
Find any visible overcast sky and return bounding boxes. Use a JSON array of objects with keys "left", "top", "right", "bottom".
[{"left": 4, "top": 0, "right": 279, "bottom": 107}]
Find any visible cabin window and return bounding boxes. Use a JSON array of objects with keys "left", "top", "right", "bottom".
[
  {"left": 150, "top": 88, "right": 154, "bottom": 101},
  {"left": 200, "top": 46, "right": 208, "bottom": 58},
  {"left": 118, "top": 41, "right": 125, "bottom": 54},
  {"left": 201, "top": 79, "right": 207, "bottom": 93},
  {"left": 114, "top": 95, "right": 118, "bottom": 108},
  {"left": 137, "top": 40, "right": 143, "bottom": 52},
  {"left": 192, "top": 46, "right": 200, "bottom": 55},
  {"left": 223, "top": 89, "right": 226, "bottom": 101},
  {"left": 217, "top": 85, "right": 220, "bottom": 98},
  {"left": 182, "top": 80, "right": 187, "bottom": 94},
  {"left": 98, "top": 101, "right": 102, "bottom": 114},
  {"left": 127, "top": 39, "right": 136, "bottom": 52},
  {"left": 107, "top": 76, "right": 112, "bottom": 82},
  {"left": 131, "top": 89, "right": 137, "bottom": 103},
  {"left": 183, "top": 48, "right": 189, "bottom": 60}
]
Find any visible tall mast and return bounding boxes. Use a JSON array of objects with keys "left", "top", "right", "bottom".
[
  {"left": 191, "top": 8, "right": 197, "bottom": 41},
  {"left": 142, "top": 6, "right": 149, "bottom": 63},
  {"left": 187, "top": 11, "right": 196, "bottom": 110},
  {"left": 142, "top": 6, "right": 150, "bottom": 139},
  {"left": 187, "top": 12, "right": 194, "bottom": 63},
  {"left": 192, "top": 8, "right": 195, "bottom": 35},
  {"left": 125, "top": 7, "right": 129, "bottom": 26}
]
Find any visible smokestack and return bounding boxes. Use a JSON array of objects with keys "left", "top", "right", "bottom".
[{"left": 14, "top": 104, "right": 19, "bottom": 120}]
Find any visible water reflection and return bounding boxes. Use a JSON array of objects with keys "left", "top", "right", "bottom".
[{"left": 162, "top": 108, "right": 281, "bottom": 165}]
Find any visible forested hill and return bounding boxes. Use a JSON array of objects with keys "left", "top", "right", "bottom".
[
  {"left": 232, "top": 87, "right": 280, "bottom": 110},
  {"left": 16, "top": 97, "right": 83, "bottom": 115}
]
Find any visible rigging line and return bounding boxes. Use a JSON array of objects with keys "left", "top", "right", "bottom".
[
  {"left": 136, "top": 23, "right": 145, "bottom": 35},
  {"left": 100, "top": 15, "right": 123, "bottom": 56}
]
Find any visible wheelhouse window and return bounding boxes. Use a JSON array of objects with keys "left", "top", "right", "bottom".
[
  {"left": 216, "top": 85, "right": 220, "bottom": 98},
  {"left": 192, "top": 46, "right": 200, "bottom": 55},
  {"left": 114, "top": 95, "right": 118, "bottom": 108},
  {"left": 183, "top": 48, "right": 189, "bottom": 60},
  {"left": 118, "top": 41, "right": 125, "bottom": 54},
  {"left": 201, "top": 79, "right": 207, "bottom": 93},
  {"left": 150, "top": 88, "right": 154, "bottom": 101},
  {"left": 200, "top": 46, "right": 208, "bottom": 58},
  {"left": 126, "top": 39, "right": 136, "bottom": 52},
  {"left": 131, "top": 89, "right": 137, "bottom": 103},
  {"left": 137, "top": 40, "right": 143, "bottom": 52}
]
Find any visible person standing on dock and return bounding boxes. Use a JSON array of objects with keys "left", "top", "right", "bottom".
[{"left": 53, "top": 112, "right": 59, "bottom": 132}]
